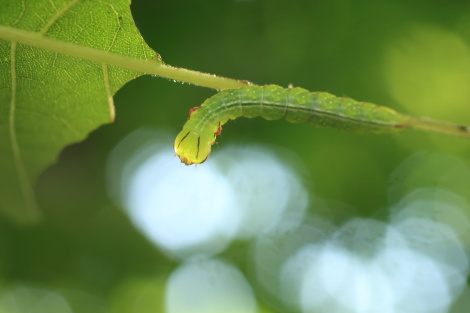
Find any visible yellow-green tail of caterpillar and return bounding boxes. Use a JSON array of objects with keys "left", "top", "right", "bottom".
[{"left": 174, "top": 85, "right": 470, "bottom": 165}]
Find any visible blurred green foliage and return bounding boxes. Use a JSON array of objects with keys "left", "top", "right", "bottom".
[{"left": 2, "top": 0, "right": 470, "bottom": 312}]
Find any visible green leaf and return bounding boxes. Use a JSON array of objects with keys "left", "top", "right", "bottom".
[{"left": 0, "top": 0, "right": 158, "bottom": 224}]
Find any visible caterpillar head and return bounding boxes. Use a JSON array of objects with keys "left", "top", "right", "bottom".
[{"left": 174, "top": 128, "right": 214, "bottom": 165}]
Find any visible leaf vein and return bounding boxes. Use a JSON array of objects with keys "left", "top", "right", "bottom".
[
  {"left": 48, "top": 0, "right": 58, "bottom": 11},
  {"left": 41, "top": 0, "right": 80, "bottom": 35},
  {"left": 106, "top": 3, "right": 120, "bottom": 51},
  {"left": 9, "top": 42, "right": 40, "bottom": 220},
  {"left": 101, "top": 63, "right": 115, "bottom": 122},
  {"left": 33, "top": 11, "right": 47, "bottom": 27},
  {"left": 12, "top": 0, "right": 26, "bottom": 26}
]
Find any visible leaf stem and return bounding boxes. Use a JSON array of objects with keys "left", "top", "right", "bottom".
[{"left": 0, "top": 26, "right": 252, "bottom": 90}]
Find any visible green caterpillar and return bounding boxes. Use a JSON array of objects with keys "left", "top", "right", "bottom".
[{"left": 174, "top": 85, "right": 470, "bottom": 165}]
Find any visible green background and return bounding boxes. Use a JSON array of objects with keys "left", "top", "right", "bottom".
[{"left": 3, "top": 0, "right": 470, "bottom": 312}]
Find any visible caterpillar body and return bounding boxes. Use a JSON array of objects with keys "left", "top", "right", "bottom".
[{"left": 174, "top": 85, "right": 470, "bottom": 165}]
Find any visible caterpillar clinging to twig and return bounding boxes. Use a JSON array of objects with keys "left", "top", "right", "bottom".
[{"left": 174, "top": 85, "right": 470, "bottom": 165}]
